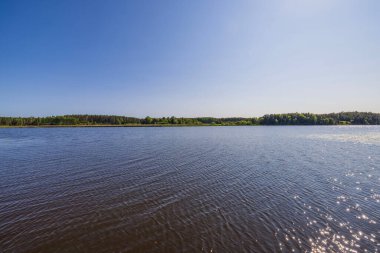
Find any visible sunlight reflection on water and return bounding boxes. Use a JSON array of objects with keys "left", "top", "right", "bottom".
[
  {"left": 307, "top": 133, "right": 380, "bottom": 145},
  {"left": 0, "top": 126, "right": 379, "bottom": 252}
]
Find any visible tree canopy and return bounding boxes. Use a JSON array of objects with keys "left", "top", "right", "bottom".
[{"left": 1, "top": 112, "right": 379, "bottom": 126}]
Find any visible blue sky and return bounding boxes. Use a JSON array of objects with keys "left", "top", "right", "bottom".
[{"left": 1, "top": 0, "right": 379, "bottom": 117}]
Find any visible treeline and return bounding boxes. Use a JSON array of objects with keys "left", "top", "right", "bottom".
[
  {"left": 0, "top": 115, "right": 141, "bottom": 126},
  {"left": 260, "top": 112, "right": 380, "bottom": 125},
  {"left": 1, "top": 112, "right": 379, "bottom": 126}
]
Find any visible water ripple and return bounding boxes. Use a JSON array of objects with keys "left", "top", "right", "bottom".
[{"left": 0, "top": 126, "right": 379, "bottom": 252}]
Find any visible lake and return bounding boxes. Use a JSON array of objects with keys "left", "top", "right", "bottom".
[{"left": 0, "top": 126, "right": 379, "bottom": 252}]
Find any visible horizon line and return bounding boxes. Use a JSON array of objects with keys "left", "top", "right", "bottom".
[{"left": 1, "top": 111, "right": 379, "bottom": 119}]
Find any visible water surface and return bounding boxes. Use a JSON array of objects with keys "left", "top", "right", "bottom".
[{"left": 0, "top": 126, "right": 379, "bottom": 252}]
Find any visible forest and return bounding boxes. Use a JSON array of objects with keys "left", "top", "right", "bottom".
[{"left": 1, "top": 112, "right": 379, "bottom": 126}]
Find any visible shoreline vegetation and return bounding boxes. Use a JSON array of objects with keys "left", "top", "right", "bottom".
[{"left": 1, "top": 112, "right": 380, "bottom": 127}]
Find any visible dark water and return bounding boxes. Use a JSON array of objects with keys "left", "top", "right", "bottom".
[{"left": 1, "top": 126, "right": 379, "bottom": 252}]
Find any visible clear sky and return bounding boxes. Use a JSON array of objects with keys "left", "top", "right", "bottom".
[{"left": 1, "top": 0, "right": 379, "bottom": 117}]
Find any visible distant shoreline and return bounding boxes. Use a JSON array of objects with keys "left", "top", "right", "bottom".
[
  {"left": 1, "top": 112, "right": 379, "bottom": 127},
  {"left": 1, "top": 124, "right": 379, "bottom": 129},
  {"left": 0, "top": 124, "right": 214, "bottom": 128}
]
